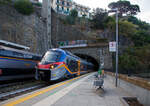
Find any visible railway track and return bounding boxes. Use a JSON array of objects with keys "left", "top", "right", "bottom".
[
  {"left": 0, "top": 84, "right": 46, "bottom": 101},
  {"left": 0, "top": 76, "right": 79, "bottom": 102},
  {"left": 0, "top": 82, "right": 22, "bottom": 88},
  {"left": 0, "top": 79, "right": 68, "bottom": 102},
  {"left": 0, "top": 79, "right": 36, "bottom": 88},
  {"left": 0, "top": 80, "right": 47, "bottom": 102}
]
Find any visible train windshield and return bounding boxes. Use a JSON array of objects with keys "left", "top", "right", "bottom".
[{"left": 41, "top": 51, "right": 61, "bottom": 64}]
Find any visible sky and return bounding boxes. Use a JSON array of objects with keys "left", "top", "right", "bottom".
[{"left": 40, "top": 0, "right": 150, "bottom": 23}]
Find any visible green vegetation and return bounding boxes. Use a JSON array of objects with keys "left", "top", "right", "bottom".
[
  {"left": 91, "top": 8, "right": 108, "bottom": 29},
  {"left": 108, "top": 0, "right": 140, "bottom": 17},
  {"left": 128, "top": 16, "right": 150, "bottom": 30},
  {"left": 132, "top": 30, "right": 150, "bottom": 46},
  {"left": 33, "top": 2, "right": 42, "bottom": 7},
  {"left": 106, "top": 19, "right": 137, "bottom": 37},
  {"left": 90, "top": 0, "right": 150, "bottom": 76},
  {"left": 61, "top": 9, "right": 78, "bottom": 25},
  {"left": 70, "top": 9, "right": 78, "bottom": 18},
  {"left": 61, "top": 9, "right": 89, "bottom": 29},
  {"left": 119, "top": 45, "right": 150, "bottom": 75},
  {"left": 14, "top": 0, "right": 34, "bottom": 15},
  {"left": 118, "top": 18, "right": 150, "bottom": 75}
]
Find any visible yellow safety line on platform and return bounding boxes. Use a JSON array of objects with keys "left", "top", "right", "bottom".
[{"left": 2, "top": 76, "right": 83, "bottom": 106}]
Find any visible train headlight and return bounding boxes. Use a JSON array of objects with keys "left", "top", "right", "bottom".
[
  {"left": 50, "top": 65, "right": 54, "bottom": 69},
  {"left": 50, "top": 64, "right": 59, "bottom": 69}
]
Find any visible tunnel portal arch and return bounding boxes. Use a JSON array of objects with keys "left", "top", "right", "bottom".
[{"left": 74, "top": 53, "right": 99, "bottom": 71}]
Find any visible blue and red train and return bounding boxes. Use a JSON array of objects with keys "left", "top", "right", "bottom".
[{"left": 35, "top": 49, "right": 94, "bottom": 81}]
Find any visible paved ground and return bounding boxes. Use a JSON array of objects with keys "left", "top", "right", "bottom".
[
  {"left": 51, "top": 74, "right": 131, "bottom": 106},
  {"left": 1, "top": 73, "right": 132, "bottom": 106}
]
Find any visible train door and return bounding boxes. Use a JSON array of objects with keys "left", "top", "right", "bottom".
[{"left": 66, "top": 57, "right": 78, "bottom": 73}]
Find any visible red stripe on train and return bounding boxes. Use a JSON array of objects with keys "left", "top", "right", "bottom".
[{"left": 37, "top": 62, "right": 65, "bottom": 69}]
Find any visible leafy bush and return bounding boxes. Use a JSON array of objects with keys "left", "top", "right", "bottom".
[
  {"left": 33, "top": 2, "right": 42, "bottom": 7},
  {"left": 91, "top": 8, "right": 108, "bottom": 29},
  {"left": 132, "top": 30, "right": 150, "bottom": 46},
  {"left": 106, "top": 19, "right": 137, "bottom": 37},
  {"left": 62, "top": 9, "right": 78, "bottom": 25},
  {"left": 119, "top": 53, "right": 140, "bottom": 74},
  {"left": 70, "top": 9, "right": 78, "bottom": 18},
  {"left": 119, "top": 45, "right": 150, "bottom": 75},
  {"left": 128, "top": 16, "right": 150, "bottom": 30},
  {"left": 14, "top": 0, "right": 34, "bottom": 15}
]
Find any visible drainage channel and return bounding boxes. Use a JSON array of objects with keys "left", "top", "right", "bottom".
[{"left": 122, "top": 97, "right": 143, "bottom": 106}]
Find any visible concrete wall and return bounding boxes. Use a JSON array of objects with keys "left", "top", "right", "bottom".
[{"left": 106, "top": 73, "right": 150, "bottom": 106}]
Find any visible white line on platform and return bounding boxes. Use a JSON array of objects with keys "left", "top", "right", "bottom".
[{"left": 32, "top": 73, "right": 94, "bottom": 106}]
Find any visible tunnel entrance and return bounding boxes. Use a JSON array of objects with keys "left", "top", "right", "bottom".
[{"left": 74, "top": 53, "right": 99, "bottom": 71}]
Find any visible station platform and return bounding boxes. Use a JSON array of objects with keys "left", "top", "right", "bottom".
[{"left": 1, "top": 73, "right": 132, "bottom": 106}]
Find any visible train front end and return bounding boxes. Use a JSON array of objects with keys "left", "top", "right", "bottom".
[{"left": 35, "top": 49, "right": 66, "bottom": 81}]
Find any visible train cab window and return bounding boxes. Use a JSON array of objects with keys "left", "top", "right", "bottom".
[{"left": 41, "top": 51, "right": 61, "bottom": 64}]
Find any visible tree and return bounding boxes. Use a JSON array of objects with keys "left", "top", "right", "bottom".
[
  {"left": 106, "top": 19, "right": 137, "bottom": 37},
  {"left": 14, "top": 0, "right": 34, "bottom": 15},
  {"left": 132, "top": 30, "right": 150, "bottom": 46},
  {"left": 64, "top": 9, "right": 78, "bottom": 25},
  {"left": 128, "top": 16, "right": 150, "bottom": 30},
  {"left": 119, "top": 45, "right": 150, "bottom": 75},
  {"left": 70, "top": 9, "right": 78, "bottom": 18},
  {"left": 108, "top": 0, "right": 140, "bottom": 17},
  {"left": 91, "top": 8, "right": 108, "bottom": 29}
]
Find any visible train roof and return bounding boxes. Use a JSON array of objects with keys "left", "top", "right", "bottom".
[
  {"left": 47, "top": 48, "right": 93, "bottom": 65},
  {"left": 48, "top": 48, "right": 66, "bottom": 54},
  {"left": 0, "top": 45, "right": 41, "bottom": 56},
  {"left": 0, "top": 40, "right": 30, "bottom": 50}
]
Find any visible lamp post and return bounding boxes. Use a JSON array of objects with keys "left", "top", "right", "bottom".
[{"left": 108, "top": 9, "right": 119, "bottom": 87}]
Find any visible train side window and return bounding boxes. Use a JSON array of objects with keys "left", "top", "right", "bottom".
[
  {"left": 0, "top": 49, "right": 5, "bottom": 55},
  {"left": 34, "top": 56, "right": 42, "bottom": 60},
  {"left": 73, "top": 60, "right": 78, "bottom": 72},
  {"left": 66, "top": 58, "right": 69, "bottom": 65},
  {"left": 24, "top": 54, "right": 33, "bottom": 59},
  {"left": 0, "top": 49, "right": 13, "bottom": 57},
  {"left": 66, "top": 57, "right": 78, "bottom": 72},
  {"left": 66, "top": 58, "right": 71, "bottom": 67},
  {"left": 12, "top": 51, "right": 23, "bottom": 58}
]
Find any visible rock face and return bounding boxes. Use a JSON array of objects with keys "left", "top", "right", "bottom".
[
  {"left": 0, "top": 4, "right": 113, "bottom": 70},
  {"left": 0, "top": 5, "right": 47, "bottom": 54},
  {"left": 51, "top": 11, "right": 89, "bottom": 47},
  {"left": 0, "top": 4, "right": 87, "bottom": 54}
]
